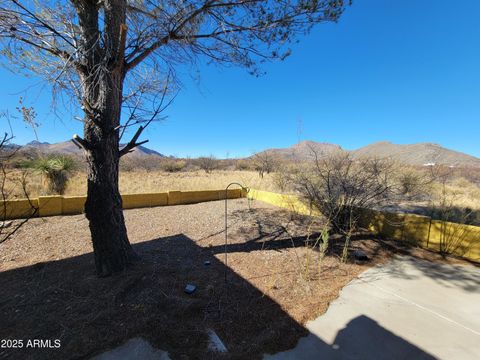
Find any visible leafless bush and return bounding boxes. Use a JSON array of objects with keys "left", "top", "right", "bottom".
[
  {"left": 433, "top": 205, "right": 474, "bottom": 257},
  {"left": 431, "top": 206, "right": 474, "bottom": 257},
  {"left": 0, "top": 113, "right": 37, "bottom": 244},
  {"left": 120, "top": 156, "right": 164, "bottom": 172},
  {"left": 272, "top": 173, "right": 289, "bottom": 193},
  {"left": 252, "top": 151, "right": 277, "bottom": 178},
  {"left": 197, "top": 155, "right": 218, "bottom": 173},
  {"left": 161, "top": 159, "right": 187, "bottom": 173},
  {"left": 396, "top": 167, "right": 431, "bottom": 201},
  {"left": 287, "top": 151, "right": 401, "bottom": 235},
  {"left": 424, "top": 167, "right": 478, "bottom": 255},
  {"left": 235, "top": 159, "right": 254, "bottom": 171}
]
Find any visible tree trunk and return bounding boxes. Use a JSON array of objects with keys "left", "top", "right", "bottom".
[
  {"left": 84, "top": 128, "right": 137, "bottom": 277},
  {"left": 75, "top": 0, "right": 137, "bottom": 276},
  {"left": 82, "top": 63, "right": 136, "bottom": 277}
]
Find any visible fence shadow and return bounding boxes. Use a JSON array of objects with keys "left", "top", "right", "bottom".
[{"left": 375, "top": 255, "right": 480, "bottom": 292}]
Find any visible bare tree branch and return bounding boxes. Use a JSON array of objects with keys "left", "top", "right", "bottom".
[{"left": 119, "top": 125, "right": 147, "bottom": 157}]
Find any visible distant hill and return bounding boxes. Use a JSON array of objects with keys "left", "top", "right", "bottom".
[
  {"left": 351, "top": 141, "right": 480, "bottom": 167},
  {"left": 10, "top": 139, "right": 480, "bottom": 168},
  {"left": 253, "top": 140, "right": 480, "bottom": 168},
  {"left": 18, "top": 140, "right": 165, "bottom": 158},
  {"left": 253, "top": 140, "right": 342, "bottom": 161}
]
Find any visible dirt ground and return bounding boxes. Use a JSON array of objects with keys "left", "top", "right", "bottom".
[{"left": 0, "top": 199, "right": 472, "bottom": 360}]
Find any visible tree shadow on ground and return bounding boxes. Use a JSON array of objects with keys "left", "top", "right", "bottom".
[
  {"left": 1, "top": 234, "right": 306, "bottom": 359},
  {"left": 0, "top": 233, "right": 436, "bottom": 360}
]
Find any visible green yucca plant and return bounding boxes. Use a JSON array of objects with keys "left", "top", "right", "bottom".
[{"left": 26, "top": 155, "right": 76, "bottom": 195}]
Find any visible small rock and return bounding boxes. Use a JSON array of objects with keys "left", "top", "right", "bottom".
[
  {"left": 1, "top": 220, "right": 12, "bottom": 229},
  {"left": 184, "top": 284, "right": 196, "bottom": 294},
  {"left": 353, "top": 250, "right": 369, "bottom": 261},
  {"left": 204, "top": 260, "right": 211, "bottom": 266}
]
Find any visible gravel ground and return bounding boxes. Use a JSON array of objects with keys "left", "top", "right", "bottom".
[
  {"left": 0, "top": 199, "right": 400, "bottom": 359},
  {"left": 2, "top": 198, "right": 266, "bottom": 270}
]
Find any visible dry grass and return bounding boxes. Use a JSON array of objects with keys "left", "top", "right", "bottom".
[
  {"left": 116, "top": 170, "right": 279, "bottom": 195},
  {"left": 431, "top": 177, "right": 480, "bottom": 210},
  {"left": 5, "top": 170, "right": 279, "bottom": 198},
  {"left": 4, "top": 169, "right": 480, "bottom": 215}
]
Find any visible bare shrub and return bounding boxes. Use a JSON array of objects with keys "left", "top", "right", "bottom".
[
  {"left": 397, "top": 167, "right": 430, "bottom": 200},
  {"left": 120, "top": 156, "right": 165, "bottom": 172},
  {"left": 252, "top": 151, "right": 277, "bottom": 178},
  {"left": 289, "top": 151, "right": 399, "bottom": 235},
  {"left": 161, "top": 159, "right": 187, "bottom": 173},
  {"left": 235, "top": 159, "right": 253, "bottom": 171},
  {"left": 197, "top": 155, "right": 218, "bottom": 173},
  {"left": 425, "top": 168, "right": 479, "bottom": 255},
  {"left": 272, "top": 171, "right": 291, "bottom": 192},
  {"left": 1, "top": 114, "right": 37, "bottom": 244}
]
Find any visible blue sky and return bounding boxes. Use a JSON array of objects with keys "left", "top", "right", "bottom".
[{"left": 1, "top": 0, "right": 479, "bottom": 158}]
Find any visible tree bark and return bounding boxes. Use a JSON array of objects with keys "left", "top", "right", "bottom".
[
  {"left": 78, "top": 0, "right": 137, "bottom": 276},
  {"left": 82, "top": 66, "right": 137, "bottom": 276},
  {"left": 84, "top": 152, "right": 136, "bottom": 277},
  {"left": 84, "top": 71, "right": 136, "bottom": 276}
]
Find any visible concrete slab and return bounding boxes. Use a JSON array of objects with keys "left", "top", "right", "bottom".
[
  {"left": 265, "top": 255, "right": 480, "bottom": 360},
  {"left": 91, "top": 337, "right": 170, "bottom": 360}
]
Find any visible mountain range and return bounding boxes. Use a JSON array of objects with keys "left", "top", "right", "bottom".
[
  {"left": 18, "top": 140, "right": 164, "bottom": 158},
  {"left": 11, "top": 139, "right": 480, "bottom": 168},
  {"left": 254, "top": 140, "right": 480, "bottom": 167}
]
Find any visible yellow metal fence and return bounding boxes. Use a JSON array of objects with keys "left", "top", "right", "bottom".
[
  {"left": 1, "top": 187, "right": 478, "bottom": 262},
  {"left": 0, "top": 189, "right": 242, "bottom": 219},
  {"left": 246, "top": 189, "right": 480, "bottom": 263}
]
